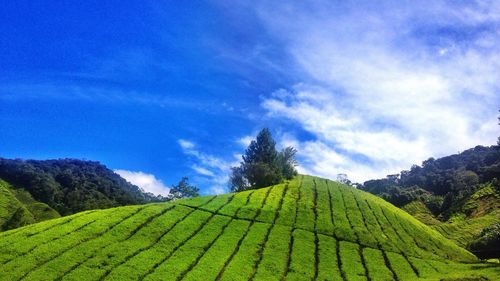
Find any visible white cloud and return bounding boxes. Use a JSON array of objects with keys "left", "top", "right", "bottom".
[
  {"left": 114, "top": 169, "right": 170, "bottom": 196},
  {"left": 178, "top": 139, "right": 240, "bottom": 194},
  {"left": 192, "top": 165, "right": 215, "bottom": 177},
  {"left": 250, "top": 1, "right": 500, "bottom": 182},
  {"left": 238, "top": 135, "right": 253, "bottom": 148},
  {"left": 209, "top": 185, "right": 227, "bottom": 195},
  {"left": 178, "top": 139, "right": 195, "bottom": 150}
]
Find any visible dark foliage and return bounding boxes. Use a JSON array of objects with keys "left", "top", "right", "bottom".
[
  {"left": 277, "top": 146, "right": 298, "bottom": 180},
  {"left": 361, "top": 145, "right": 500, "bottom": 217},
  {"left": 230, "top": 128, "right": 298, "bottom": 191},
  {"left": 167, "top": 177, "right": 199, "bottom": 200},
  {"left": 0, "top": 158, "right": 164, "bottom": 215},
  {"left": 469, "top": 222, "right": 500, "bottom": 259}
]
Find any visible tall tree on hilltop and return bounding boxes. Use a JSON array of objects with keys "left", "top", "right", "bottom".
[
  {"left": 167, "top": 177, "right": 199, "bottom": 200},
  {"left": 230, "top": 128, "right": 298, "bottom": 192},
  {"left": 278, "top": 146, "right": 298, "bottom": 180},
  {"left": 243, "top": 128, "right": 279, "bottom": 165}
]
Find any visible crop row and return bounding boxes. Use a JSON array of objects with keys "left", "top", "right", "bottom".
[
  {"left": 0, "top": 205, "right": 148, "bottom": 281},
  {"left": 1, "top": 207, "right": 474, "bottom": 281},
  {"left": 0, "top": 175, "right": 478, "bottom": 280},
  {"left": 190, "top": 176, "right": 473, "bottom": 262}
]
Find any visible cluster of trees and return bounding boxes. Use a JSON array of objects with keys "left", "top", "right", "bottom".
[
  {"left": 0, "top": 158, "right": 164, "bottom": 215},
  {"left": 361, "top": 145, "right": 500, "bottom": 217},
  {"left": 230, "top": 128, "right": 298, "bottom": 192}
]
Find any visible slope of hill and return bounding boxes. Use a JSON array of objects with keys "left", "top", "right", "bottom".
[
  {"left": 403, "top": 184, "right": 500, "bottom": 258},
  {"left": 361, "top": 145, "right": 500, "bottom": 258},
  {"left": 0, "top": 158, "right": 163, "bottom": 217},
  {"left": 0, "top": 175, "right": 498, "bottom": 281},
  {"left": 0, "top": 179, "right": 59, "bottom": 231}
]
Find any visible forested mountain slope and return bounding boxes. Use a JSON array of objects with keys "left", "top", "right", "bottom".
[
  {"left": 0, "top": 175, "right": 497, "bottom": 281},
  {"left": 0, "top": 179, "right": 59, "bottom": 231},
  {"left": 361, "top": 145, "right": 500, "bottom": 257},
  {"left": 0, "top": 158, "right": 163, "bottom": 217}
]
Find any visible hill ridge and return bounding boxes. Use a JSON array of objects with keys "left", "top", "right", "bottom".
[
  {"left": 177, "top": 188, "right": 456, "bottom": 264},
  {"left": 0, "top": 175, "right": 498, "bottom": 281}
]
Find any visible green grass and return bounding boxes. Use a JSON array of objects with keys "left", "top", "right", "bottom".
[
  {"left": 252, "top": 224, "right": 291, "bottom": 280},
  {"left": 403, "top": 201, "right": 441, "bottom": 225},
  {"left": 433, "top": 212, "right": 500, "bottom": 249},
  {"left": 363, "top": 247, "right": 394, "bottom": 281},
  {"left": 386, "top": 251, "right": 419, "bottom": 280},
  {"left": 219, "top": 222, "right": 270, "bottom": 281},
  {"left": 285, "top": 229, "right": 316, "bottom": 281},
  {"left": 0, "top": 175, "right": 498, "bottom": 280},
  {"left": 339, "top": 241, "right": 367, "bottom": 281},
  {"left": 317, "top": 233, "right": 343, "bottom": 281}
]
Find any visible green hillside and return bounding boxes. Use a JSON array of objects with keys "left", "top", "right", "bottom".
[
  {"left": 361, "top": 145, "right": 500, "bottom": 258},
  {"left": 402, "top": 184, "right": 500, "bottom": 257},
  {"left": 0, "top": 179, "right": 60, "bottom": 231},
  {"left": 0, "top": 175, "right": 498, "bottom": 280}
]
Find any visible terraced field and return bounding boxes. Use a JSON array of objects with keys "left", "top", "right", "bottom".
[{"left": 0, "top": 175, "right": 498, "bottom": 280}]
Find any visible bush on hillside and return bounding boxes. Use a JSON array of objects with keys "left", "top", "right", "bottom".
[{"left": 469, "top": 222, "right": 500, "bottom": 259}]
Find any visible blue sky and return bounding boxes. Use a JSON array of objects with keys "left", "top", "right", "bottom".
[{"left": 1, "top": 1, "right": 499, "bottom": 195}]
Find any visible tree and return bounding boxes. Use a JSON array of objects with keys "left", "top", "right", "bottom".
[
  {"left": 229, "top": 166, "right": 248, "bottom": 192},
  {"left": 336, "top": 173, "right": 352, "bottom": 186},
  {"left": 230, "top": 128, "right": 298, "bottom": 192},
  {"left": 278, "top": 147, "right": 298, "bottom": 180},
  {"left": 243, "top": 128, "right": 279, "bottom": 165},
  {"left": 242, "top": 128, "right": 282, "bottom": 189},
  {"left": 167, "top": 177, "right": 199, "bottom": 200}
]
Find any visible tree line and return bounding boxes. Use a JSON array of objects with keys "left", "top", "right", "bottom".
[
  {"left": 0, "top": 158, "right": 165, "bottom": 215},
  {"left": 361, "top": 145, "right": 500, "bottom": 217}
]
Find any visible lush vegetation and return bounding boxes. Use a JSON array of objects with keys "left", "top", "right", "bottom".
[
  {"left": 230, "top": 128, "right": 298, "bottom": 191},
  {"left": 167, "top": 177, "right": 199, "bottom": 200},
  {"left": 0, "top": 175, "right": 497, "bottom": 280},
  {"left": 362, "top": 145, "right": 499, "bottom": 216},
  {"left": 0, "top": 179, "right": 59, "bottom": 231},
  {"left": 360, "top": 145, "right": 500, "bottom": 258},
  {"left": 469, "top": 222, "right": 500, "bottom": 259},
  {"left": 0, "top": 158, "right": 164, "bottom": 216}
]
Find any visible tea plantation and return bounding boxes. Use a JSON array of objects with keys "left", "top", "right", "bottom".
[{"left": 0, "top": 175, "right": 498, "bottom": 280}]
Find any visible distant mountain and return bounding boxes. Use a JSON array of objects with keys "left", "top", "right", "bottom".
[
  {"left": 360, "top": 145, "right": 500, "bottom": 258},
  {"left": 0, "top": 158, "right": 163, "bottom": 217},
  {"left": 1, "top": 175, "right": 497, "bottom": 281}
]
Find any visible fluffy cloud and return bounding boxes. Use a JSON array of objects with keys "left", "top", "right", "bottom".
[
  {"left": 114, "top": 169, "right": 170, "bottom": 196},
  {"left": 253, "top": 1, "right": 500, "bottom": 182},
  {"left": 178, "top": 139, "right": 238, "bottom": 194},
  {"left": 238, "top": 135, "right": 254, "bottom": 148}
]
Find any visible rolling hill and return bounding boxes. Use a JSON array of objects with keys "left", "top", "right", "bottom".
[
  {"left": 0, "top": 175, "right": 498, "bottom": 281},
  {"left": 0, "top": 179, "right": 59, "bottom": 231}
]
